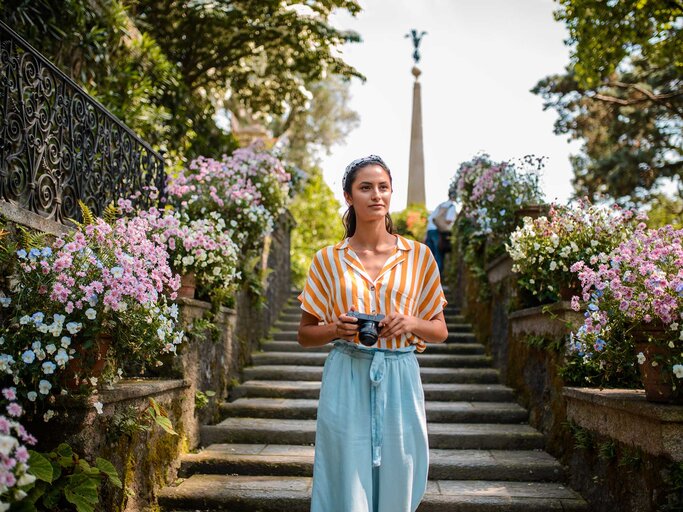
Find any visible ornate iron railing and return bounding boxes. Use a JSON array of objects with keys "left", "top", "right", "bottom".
[{"left": 0, "top": 20, "right": 165, "bottom": 224}]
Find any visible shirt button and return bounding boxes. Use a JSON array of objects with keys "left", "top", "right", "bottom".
[
  {"left": 370, "top": 286, "right": 375, "bottom": 291},
  {"left": 371, "top": 310, "right": 376, "bottom": 314}
]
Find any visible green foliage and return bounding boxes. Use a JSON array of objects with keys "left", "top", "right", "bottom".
[
  {"left": 645, "top": 193, "right": 683, "bottom": 228},
  {"left": 146, "top": 398, "right": 178, "bottom": 436},
  {"left": 195, "top": 390, "right": 216, "bottom": 410},
  {"left": 618, "top": 446, "right": 642, "bottom": 470},
  {"left": 0, "top": 0, "right": 362, "bottom": 162},
  {"left": 522, "top": 334, "right": 564, "bottom": 353},
  {"left": 563, "top": 419, "right": 594, "bottom": 450},
  {"left": 20, "top": 444, "right": 121, "bottom": 512},
  {"left": 533, "top": 0, "right": 682, "bottom": 204},
  {"left": 392, "top": 203, "right": 429, "bottom": 242},
  {"left": 598, "top": 440, "right": 617, "bottom": 461},
  {"left": 290, "top": 167, "right": 344, "bottom": 288}
]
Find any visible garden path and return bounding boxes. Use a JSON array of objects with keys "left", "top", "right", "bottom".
[{"left": 158, "top": 290, "right": 589, "bottom": 511}]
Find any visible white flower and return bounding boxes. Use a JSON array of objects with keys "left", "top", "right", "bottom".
[
  {"left": 0, "top": 337, "right": 4, "bottom": 346},
  {"left": 94, "top": 401, "right": 104, "bottom": 414},
  {"left": 110, "top": 266, "right": 124, "bottom": 278},
  {"left": 31, "top": 312, "right": 44, "bottom": 324},
  {"left": 85, "top": 308, "right": 97, "bottom": 320},
  {"left": 61, "top": 336, "right": 71, "bottom": 348},
  {"left": 549, "top": 261, "right": 557, "bottom": 271},
  {"left": 157, "top": 327, "right": 166, "bottom": 341},
  {"left": 37, "top": 324, "right": 49, "bottom": 334},
  {"left": 169, "top": 304, "right": 179, "bottom": 320},
  {"left": 674, "top": 365, "right": 683, "bottom": 379},
  {"left": 669, "top": 341, "right": 675, "bottom": 349},
  {"left": 41, "top": 361, "right": 56, "bottom": 375},
  {"left": 17, "top": 473, "right": 36, "bottom": 486},
  {"left": 43, "top": 409, "right": 55, "bottom": 422},
  {"left": 19, "top": 316, "right": 30, "bottom": 325},
  {"left": 0, "top": 502, "right": 8, "bottom": 512},
  {"left": 54, "top": 349, "right": 69, "bottom": 366},
  {"left": 45, "top": 344, "right": 56, "bottom": 355},
  {"left": 637, "top": 352, "right": 646, "bottom": 364},
  {"left": 13, "top": 490, "right": 27, "bottom": 501},
  {"left": 21, "top": 351, "right": 35, "bottom": 364},
  {"left": 66, "top": 322, "right": 82, "bottom": 334},
  {"left": 38, "top": 380, "right": 52, "bottom": 395},
  {"left": 27, "top": 391, "right": 37, "bottom": 402},
  {"left": 0, "top": 435, "right": 17, "bottom": 456},
  {"left": 89, "top": 377, "right": 98, "bottom": 386},
  {"left": 0, "top": 297, "right": 11, "bottom": 308},
  {"left": 671, "top": 322, "right": 679, "bottom": 331},
  {"left": 651, "top": 361, "right": 659, "bottom": 367},
  {"left": 53, "top": 313, "right": 66, "bottom": 325}
]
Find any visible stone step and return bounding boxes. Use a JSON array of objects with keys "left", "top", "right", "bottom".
[
  {"left": 220, "top": 398, "right": 529, "bottom": 423},
  {"left": 159, "top": 475, "right": 588, "bottom": 511},
  {"left": 250, "top": 352, "right": 491, "bottom": 368},
  {"left": 230, "top": 381, "right": 516, "bottom": 402},
  {"left": 242, "top": 365, "right": 501, "bottom": 384},
  {"left": 270, "top": 331, "right": 478, "bottom": 342},
  {"left": 260, "top": 340, "right": 487, "bottom": 355},
  {"left": 200, "top": 418, "right": 545, "bottom": 449},
  {"left": 178, "top": 444, "right": 564, "bottom": 482}
]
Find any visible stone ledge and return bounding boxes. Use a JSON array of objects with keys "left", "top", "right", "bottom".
[
  {"left": 175, "top": 297, "right": 235, "bottom": 315},
  {"left": 563, "top": 387, "right": 683, "bottom": 461},
  {"left": 509, "top": 302, "right": 584, "bottom": 338},
  {"left": 58, "top": 378, "right": 191, "bottom": 409},
  {"left": 485, "top": 253, "right": 513, "bottom": 285}
]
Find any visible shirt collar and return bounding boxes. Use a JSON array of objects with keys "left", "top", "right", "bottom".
[{"left": 334, "top": 234, "right": 412, "bottom": 251}]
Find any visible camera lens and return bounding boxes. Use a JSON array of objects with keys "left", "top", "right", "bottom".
[{"left": 358, "top": 320, "right": 379, "bottom": 346}]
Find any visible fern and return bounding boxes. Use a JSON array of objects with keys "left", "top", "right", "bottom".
[
  {"left": 79, "top": 200, "right": 96, "bottom": 226},
  {"left": 103, "top": 202, "right": 120, "bottom": 225}
]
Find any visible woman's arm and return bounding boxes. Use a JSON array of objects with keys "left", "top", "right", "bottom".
[
  {"left": 379, "top": 311, "right": 448, "bottom": 344},
  {"left": 297, "top": 309, "right": 359, "bottom": 348}
]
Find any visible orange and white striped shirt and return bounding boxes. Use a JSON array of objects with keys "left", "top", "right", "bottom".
[{"left": 298, "top": 234, "right": 447, "bottom": 352}]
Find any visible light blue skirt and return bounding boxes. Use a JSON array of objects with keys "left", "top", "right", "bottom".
[{"left": 311, "top": 341, "right": 429, "bottom": 512}]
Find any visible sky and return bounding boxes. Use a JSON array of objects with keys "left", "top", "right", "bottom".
[{"left": 319, "top": 0, "right": 583, "bottom": 213}]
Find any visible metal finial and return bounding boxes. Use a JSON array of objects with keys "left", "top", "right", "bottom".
[{"left": 404, "top": 29, "right": 427, "bottom": 64}]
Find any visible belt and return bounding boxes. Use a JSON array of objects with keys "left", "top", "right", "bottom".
[{"left": 332, "top": 341, "right": 416, "bottom": 467}]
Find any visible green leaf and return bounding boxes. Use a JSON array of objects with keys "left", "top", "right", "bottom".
[
  {"left": 204, "top": 390, "right": 216, "bottom": 397},
  {"left": 27, "top": 451, "right": 54, "bottom": 483},
  {"left": 64, "top": 473, "right": 99, "bottom": 512},
  {"left": 152, "top": 414, "right": 178, "bottom": 436},
  {"left": 149, "top": 397, "right": 162, "bottom": 416},
  {"left": 11, "top": 502, "right": 38, "bottom": 512},
  {"left": 96, "top": 458, "right": 123, "bottom": 489}
]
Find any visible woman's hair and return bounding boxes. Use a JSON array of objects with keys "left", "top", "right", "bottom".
[{"left": 341, "top": 155, "right": 394, "bottom": 238}]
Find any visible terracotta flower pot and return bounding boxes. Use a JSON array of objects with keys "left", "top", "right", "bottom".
[
  {"left": 178, "top": 272, "right": 196, "bottom": 299},
  {"left": 63, "top": 332, "right": 112, "bottom": 390},
  {"left": 634, "top": 339, "right": 683, "bottom": 404}
]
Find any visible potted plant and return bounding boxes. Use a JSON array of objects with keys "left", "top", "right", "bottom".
[{"left": 569, "top": 224, "right": 683, "bottom": 403}]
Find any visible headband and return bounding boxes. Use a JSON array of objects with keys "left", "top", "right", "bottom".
[{"left": 342, "top": 155, "right": 390, "bottom": 190}]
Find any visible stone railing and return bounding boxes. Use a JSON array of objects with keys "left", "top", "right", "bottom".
[{"left": 449, "top": 251, "right": 683, "bottom": 512}]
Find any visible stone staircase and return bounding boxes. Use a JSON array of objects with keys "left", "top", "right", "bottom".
[{"left": 159, "top": 290, "right": 589, "bottom": 511}]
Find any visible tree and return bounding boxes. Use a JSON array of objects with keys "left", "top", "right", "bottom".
[
  {"left": 533, "top": 0, "right": 682, "bottom": 203},
  {"left": 289, "top": 167, "right": 344, "bottom": 287},
  {"left": 273, "top": 75, "right": 360, "bottom": 169}
]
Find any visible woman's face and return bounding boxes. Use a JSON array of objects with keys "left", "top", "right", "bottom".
[{"left": 345, "top": 164, "right": 392, "bottom": 222}]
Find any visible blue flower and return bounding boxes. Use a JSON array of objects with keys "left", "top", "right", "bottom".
[
  {"left": 16, "top": 249, "right": 27, "bottom": 259},
  {"left": 588, "top": 303, "right": 599, "bottom": 311},
  {"left": 41, "top": 247, "right": 52, "bottom": 257},
  {"left": 594, "top": 338, "right": 606, "bottom": 351},
  {"left": 28, "top": 248, "right": 41, "bottom": 260}
]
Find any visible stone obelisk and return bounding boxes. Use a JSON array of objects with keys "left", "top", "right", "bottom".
[{"left": 405, "top": 29, "right": 427, "bottom": 206}]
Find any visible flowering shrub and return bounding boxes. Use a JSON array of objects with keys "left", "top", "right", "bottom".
[
  {"left": 0, "top": 215, "right": 184, "bottom": 418},
  {"left": 0, "top": 388, "right": 37, "bottom": 510},
  {"left": 121, "top": 203, "right": 240, "bottom": 301},
  {"left": 393, "top": 203, "right": 429, "bottom": 242},
  {"left": 507, "top": 201, "right": 644, "bottom": 305},
  {"left": 166, "top": 144, "right": 291, "bottom": 254},
  {"left": 568, "top": 224, "right": 683, "bottom": 389},
  {"left": 448, "top": 154, "right": 544, "bottom": 294}
]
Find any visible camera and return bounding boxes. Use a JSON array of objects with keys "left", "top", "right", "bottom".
[{"left": 347, "top": 311, "right": 385, "bottom": 346}]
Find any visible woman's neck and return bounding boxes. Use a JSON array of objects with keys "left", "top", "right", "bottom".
[{"left": 350, "top": 219, "right": 395, "bottom": 251}]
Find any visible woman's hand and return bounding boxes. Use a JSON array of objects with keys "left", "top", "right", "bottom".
[
  {"left": 334, "top": 307, "right": 359, "bottom": 342},
  {"left": 378, "top": 313, "right": 418, "bottom": 341}
]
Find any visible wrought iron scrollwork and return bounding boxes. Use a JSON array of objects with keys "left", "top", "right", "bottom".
[{"left": 0, "top": 20, "right": 165, "bottom": 224}]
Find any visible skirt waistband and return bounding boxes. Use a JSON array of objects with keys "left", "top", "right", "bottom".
[{"left": 331, "top": 340, "right": 416, "bottom": 360}]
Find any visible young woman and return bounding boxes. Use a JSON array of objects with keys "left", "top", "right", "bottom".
[{"left": 297, "top": 155, "right": 449, "bottom": 512}]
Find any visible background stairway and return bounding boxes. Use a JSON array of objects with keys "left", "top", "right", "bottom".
[{"left": 159, "top": 290, "right": 589, "bottom": 511}]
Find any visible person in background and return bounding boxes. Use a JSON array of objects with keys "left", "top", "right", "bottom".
[{"left": 425, "top": 191, "right": 457, "bottom": 274}]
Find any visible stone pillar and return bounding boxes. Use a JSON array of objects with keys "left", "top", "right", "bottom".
[{"left": 407, "top": 66, "right": 426, "bottom": 206}]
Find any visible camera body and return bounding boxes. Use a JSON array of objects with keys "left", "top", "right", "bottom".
[{"left": 347, "top": 311, "right": 385, "bottom": 346}]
